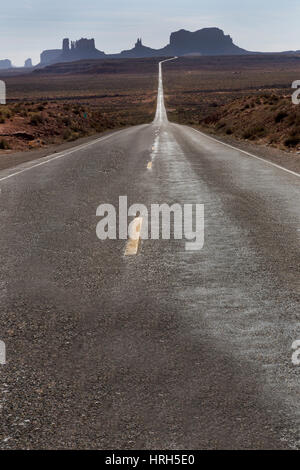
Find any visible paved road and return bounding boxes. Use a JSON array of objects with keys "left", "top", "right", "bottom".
[{"left": 0, "top": 59, "right": 299, "bottom": 450}]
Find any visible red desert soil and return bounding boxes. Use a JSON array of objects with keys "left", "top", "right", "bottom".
[{"left": 0, "top": 58, "right": 159, "bottom": 154}]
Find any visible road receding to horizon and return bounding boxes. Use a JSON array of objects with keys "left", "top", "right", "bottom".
[{"left": 0, "top": 59, "right": 299, "bottom": 449}]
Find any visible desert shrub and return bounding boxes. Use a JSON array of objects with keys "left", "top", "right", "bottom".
[
  {"left": 216, "top": 121, "right": 226, "bottom": 130},
  {"left": 0, "top": 139, "right": 10, "bottom": 149},
  {"left": 289, "top": 127, "right": 298, "bottom": 137},
  {"left": 243, "top": 125, "right": 265, "bottom": 140},
  {"left": 67, "top": 131, "right": 80, "bottom": 141},
  {"left": 252, "top": 125, "right": 265, "bottom": 135},
  {"left": 293, "top": 114, "right": 300, "bottom": 126},
  {"left": 284, "top": 136, "right": 300, "bottom": 147},
  {"left": 73, "top": 106, "right": 82, "bottom": 115},
  {"left": 13, "top": 103, "right": 22, "bottom": 112},
  {"left": 275, "top": 111, "right": 288, "bottom": 123},
  {"left": 287, "top": 113, "right": 297, "bottom": 125},
  {"left": 30, "top": 113, "right": 44, "bottom": 125},
  {"left": 262, "top": 93, "right": 271, "bottom": 101},
  {"left": 71, "top": 123, "right": 84, "bottom": 133},
  {"left": 63, "top": 129, "right": 71, "bottom": 140},
  {"left": 203, "top": 113, "right": 219, "bottom": 125},
  {"left": 94, "top": 124, "right": 104, "bottom": 133},
  {"left": 243, "top": 130, "right": 252, "bottom": 139},
  {"left": 62, "top": 116, "right": 71, "bottom": 126}
]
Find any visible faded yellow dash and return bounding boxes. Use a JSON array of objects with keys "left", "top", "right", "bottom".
[
  {"left": 125, "top": 217, "right": 143, "bottom": 256},
  {"left": 147, "top": 161, "right": 152, "bottom": 169}
]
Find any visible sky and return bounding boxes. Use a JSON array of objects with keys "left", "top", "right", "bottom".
[{"left": 1, "top": 0, "right": 300, "bottom": 66}]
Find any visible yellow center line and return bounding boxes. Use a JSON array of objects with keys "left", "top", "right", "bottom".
[
  {"left": 147, "top": 162, "right": 152, "bottom": 169},
  {"left": 124, "top": 217, "right": 143, "bottom": 256}
]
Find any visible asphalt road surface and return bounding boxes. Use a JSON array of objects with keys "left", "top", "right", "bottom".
[{"left": 0, "top": 59, "right": 299, "bottom": 450}]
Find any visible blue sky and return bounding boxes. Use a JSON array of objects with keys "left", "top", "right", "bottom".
[{"left": 1, "top": 0, "right": 300, "bottom": 66}]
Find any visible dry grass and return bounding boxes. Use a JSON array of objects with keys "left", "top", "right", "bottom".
[
  {"left": 0, "top": 58, "right": 159, "bottom": 152},
  {"left": 163, "top": 55, "right": 300, "bottom": 151}
]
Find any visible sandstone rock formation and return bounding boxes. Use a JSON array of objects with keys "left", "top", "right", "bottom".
[
  {"left": 112, "top": 28, "right": 248, "bottom": 58},
  {"left": 40, "top": 49, "right": 62, "bottom": 66},
  {"left": 40, "top": 38, "right": 105, "bottom": 66},
  {"left": 161, "top": 28, "right": 247, "bottom": 55},
  {"left": 118, "top": 38, "right": 159, "bottom": 58},
  {"left": 24, "top": 58, "right": 33, "bottom": 68},
  {"left": 39, "top": 28, "right": 250, "bottom": 66},
  {"left": 0, "top": 59, "right": 12, "bottom": 69}
]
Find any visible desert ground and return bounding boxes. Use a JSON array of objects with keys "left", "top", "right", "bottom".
[
  {"left": 163, "top": 55, "right": 300, "bottom": 151},
  {"left": 0, "top": 58, "right": 159, "bottom": 153},
  {"left": 1, "top": 54, "right": 300, "bottom": 172}
]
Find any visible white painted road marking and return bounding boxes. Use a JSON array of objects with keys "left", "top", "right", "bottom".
[
  {"left": 154, "top": 57, "right": 177, "bottom": 125},
  {"left": 2, "top": 56, "right": 297, "bottom": 187},
  {"left": 190, "top": 127, "right": 300, "bottom": 179},
  {"left": 0, "top": 129, "right": 127, "bottom": 184}
]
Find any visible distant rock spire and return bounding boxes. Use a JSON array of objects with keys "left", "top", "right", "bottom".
[
  {"left": 24, "top": 58, "right": 33, "bottom": 68},
  {"left": 62, "top": 38, "right": 70, "bottom": 52}
]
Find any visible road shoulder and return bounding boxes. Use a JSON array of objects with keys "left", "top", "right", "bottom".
[
  {"left": 192, "top": 126, "right": 300, "bottom": 174},
  {"left": 0, "top": 128, "right": 129, "bottom": 173}
]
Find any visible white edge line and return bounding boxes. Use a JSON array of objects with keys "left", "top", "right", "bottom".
[
  {"left": 189, "top": 127, "right": 300, "bottom": 178},
  {"left": 0, "top": 128, "right": 127, "bottom": 183}
]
